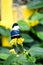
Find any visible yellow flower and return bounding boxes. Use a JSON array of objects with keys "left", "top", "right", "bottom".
[
  {"left": 2, "top": 36, "right": 11, "bottom": 47},
  {"left": 28, "top": 20, "right": 39, "bottom": 27},
  {"left": 10, "top": 38, "right": 17, "bottom": 46},
  {"left": 24, "top": 19, "right": 39, "bottom": 27},
  {"left": 9, "top": 49, "right": 16, "bottom": 54},
  {"left": 20, "top": 5, "right": 34, "bottom": 19},
  {"left": 17, "top": 38, "right": 24, "bottom": 45},
  {"left": 0, "top": 21, "right": 14, "bottom": 30}
]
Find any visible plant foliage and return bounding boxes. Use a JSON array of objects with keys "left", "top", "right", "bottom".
[{"left": 0, "top": 0, "right": 43, "bottom": 65}]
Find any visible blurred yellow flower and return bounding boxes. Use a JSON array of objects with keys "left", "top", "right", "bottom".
[
  {"left": 0, "top": 5, "right": 34, "bottom": 30},
  {"left": 2, "top": 36, "right": 11, "bottom": 47},
  {"left": 10, "top": 38, "right": 24, "bottom": 46},
  {"left": 0, "top": 21, "right": 14, "bottom": 30},
  {"left": 28, "top": 20, "right": 39, "bottom": 27},
  {"left": 17, "top": 38, "right": 24, "bottom": 45},
  {"left": 9, "top": 49, "right": 16, "bottom": 54},
  {"left": 20, "top": 5, "right": 34, "bottom": 19},
  {"left": 25, "top": 19, "right": 39, "bottom": 27},
  {"left": 10, "top": 38, "right": 17, "bottom": 46}
]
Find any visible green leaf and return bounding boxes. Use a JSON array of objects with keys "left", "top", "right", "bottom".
[
  {"left": 0, "top": 27, "right": 7, "bottom": 36},
  {"left": 18, "top": 20, "right": 30, "bottom": 31},
  {"left": 0, "top": 47, "right": 10, "bottom": 54},
  {"left": 23, "top": 62, "right": 36, "bottom": 65},
  {"left": 4, "top": 54, "right": 17, "bottom": 65},
  {"left": 17, "top": 54, "right": 36, "bottom": 65},
  {"left": 0, "top": 53, "right": 10, "bottom": 60},
  {"left": 0, "top": 61, "right": 4, "bottom": 65},
  {"left": 27, "top": 56, "right": 36, "bottom": 63},
  {"left": 5, "top": 29, "right": 11, "bottom": 37},
  {"left": 17, "top": 54, "right": 27, "bottom": 64},
  {"left": 36, "top": 64, "right": 42, "bottom": 65},
  {"left": 37, "top": 32, "right": 43, "bottom": 40},
  {"left": 0, "top": 26, "right": 11, "bottom": 37},
  {"left": 29, "top": 47, "right": 43, "bottom": 58},
  {"left": 40, "top": 19, "right": 43, "bottom": 25},
  {"left": 32, "top": 24, "right": 43, "bottom": 32},
  {"left": 27, "top": 0, "right": 43, "bottom": 9},
  {"left": 29, "top": 12, "right": 43, "bottom": 21},
  {"left": 21, "top": 33, "right": 34, "bottom": 43},
  {"left": 0, "top": 47, "right": 10, "bottom": 60}
]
